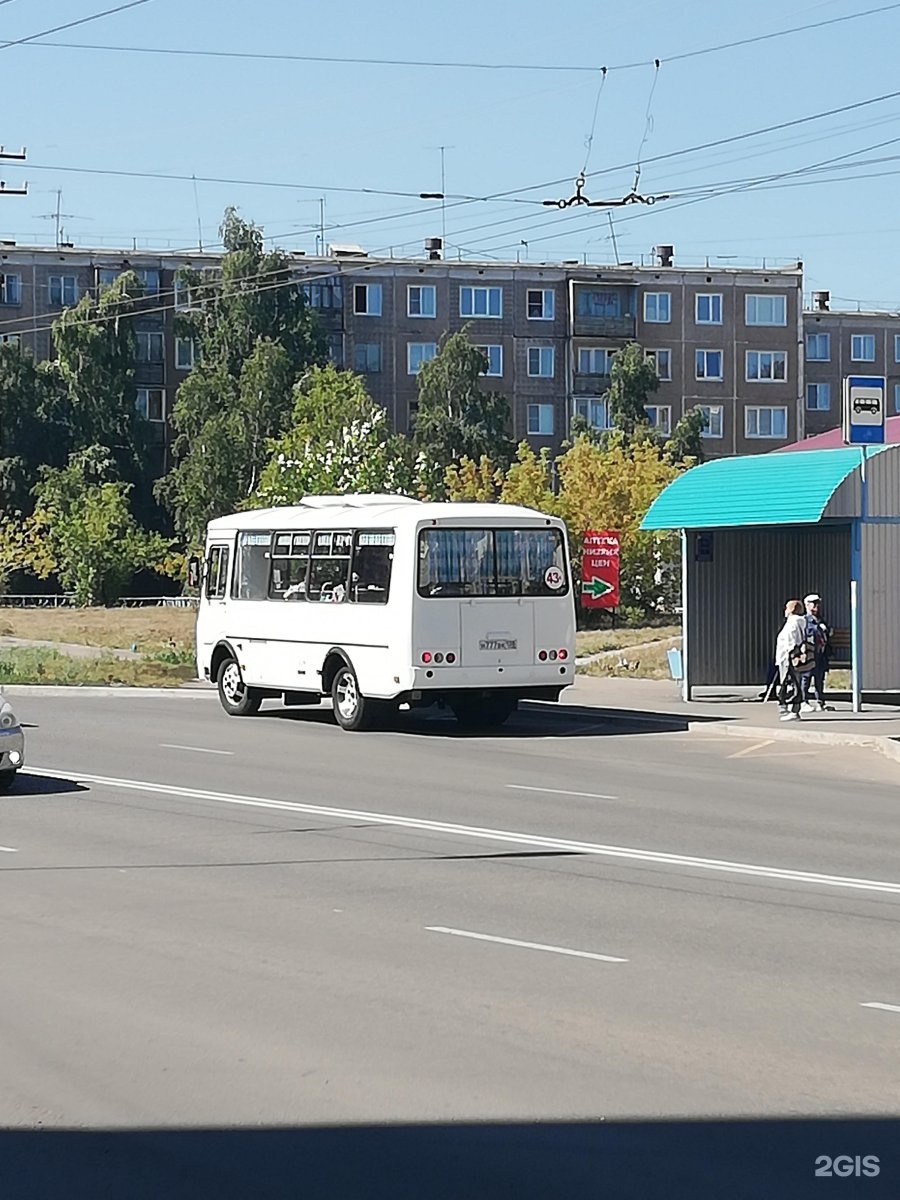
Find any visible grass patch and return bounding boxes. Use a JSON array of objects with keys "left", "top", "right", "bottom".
[
  {"left": 0, "top": 607, "right": 195, "bottom": 655},
  {"left": 575, "top": 625, "right": 680, "bottom": 657},
  {"left": 577, "top": 639, "right": 679, "bottom": 680},
  {"left": 0, "top": 648, "right": 195, "bottom": 687}
]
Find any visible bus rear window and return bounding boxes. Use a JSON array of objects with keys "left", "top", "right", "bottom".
[{"left": 417, "top": 528, "right": 568, "bottom": 598}]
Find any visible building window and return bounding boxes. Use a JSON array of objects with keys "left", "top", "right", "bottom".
[
  {"left": 698, "top": 405, "right": 723, "bottom": 438},
  {"left": 746, "top": 350, "right": 787, "bottom": 381},
  {"left": 354, "top": 283, "right": 382, "bottom": 316},
  {"left": 806, "top": 382, "right": 830, "bottom": 411},
  {"left": 527, "top": 288, "right": 554, "bottom": 320},
  {"left": 0, "top": 332, "right": 21, "bottom": 347},
  {"left": 851, "top": 334, "right": 876, "bottom": 362},
  {"left": 645, "top": 405, "right": 671, "bottom": 436},
  {"left": 895, "top": 335, "right": 900, "bottom": 363},
  {"left": 98, "top": 268, "right": 120, "bottom": 289},
  {"left": 0, "top": 273, "right": 22, "bottom": 304},
  {"left": 174, "top": 277, "right": 196, "bottom": 311},
  {"left": 476, "top": 344, "right": 503, "bottom": 376},
  {"left": 745, "top": 293, "right": 787, "bottom": 325},
  {"left": 135, "top": 331, "right": 164, "bottom": 363},
  {"left": 408, "top": 342, "right": 437, "bottom": 374},
  {"left": 574, "top": 398, "right": 610, "bottom": 430},
  {"left": 695, "top": 294, "right": 722, "bottom": 324},
  {"left": 894, "top": 383, "right": 900, "bottom": 414},
  {"left": 460, "top": 285, "right": 502, "bottom": 318},
  {"left": 354, "top": 343, "right": 382, "bottom": 373},
  {"left": 646, "top": 348, "right": 671, "bottom": 381},
  {"left": 745, "top": 406, "right": 787, "bottom": 438},
  {"left": 527, "top": 346, "right": 555, "bottom": 377},
  {"left": 578, "top": 347, "right": 615, "bottom": 375},
  {"left": 806, "top": 332, "right": 830, "bottom": 361},
  {"left": 695, "top": 349, "right": 723, "bottom": 380},
  {"left": 527, "top": 403, "right": 554, "bottom": 435},
  {"left": 48, "top": 275, "right": 78, "bottom": 306},
  {"left": 135, "top": 269, "right": 161, "bottom": 295},
  {"left": 643, "top": 292, "right": 671, "bottom": 323},
  {"left": 328, "top": 334, "right": 344, "bottom": 368},
  {"left": 302, "top": 279, "right": 342, "bottom": 310},
  {"left": 136, "top": 387, "right": 165, "bottom": 422},
  {"left": 175, "top": 337, "right": 197, "bottom": 370},
  {"left": 407, "top": 284, "right": 436, "bottom": 318}
]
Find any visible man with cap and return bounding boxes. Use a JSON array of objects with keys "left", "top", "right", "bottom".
[{"left": 801, "top": 593, "right": 830, "bottom": 711}]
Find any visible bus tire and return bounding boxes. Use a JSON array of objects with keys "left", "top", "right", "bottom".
[
  {"left": 451, "top": 696, "right": 518, "bottom": 729},
  {"left": 217, "top": 656, "right": 262, "bottom": 717},
  {"left": 331, "top": 664, "right": 373, "bottom": 731},
  {"left": 0, "top": 771, "right": 17, "bottom": 792}
]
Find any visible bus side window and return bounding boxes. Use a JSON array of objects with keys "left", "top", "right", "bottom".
[
  {"left": 307, "top": 530, "right": 351, "bottom": 602},
  {"left": 206, "top": 545, "right": 230, "bottom": 600},
  {"left": 232, "top": 532, "right": 272, "bottom": 600},
  {"left": 351, "top": 530, "right": 394, "bottom": 603},
  {"left": 268, "top": 530, "right": 310, "bottom": 600}
]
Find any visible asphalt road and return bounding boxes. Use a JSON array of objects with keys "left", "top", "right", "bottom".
[{"left": 2, "top": 690, "right": 900, "bottom": 1197}]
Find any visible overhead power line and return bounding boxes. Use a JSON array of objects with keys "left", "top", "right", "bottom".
[
  {"left": 14, "top": 3, "right": 900, "bottom": 71},
  {"left": 0, "top": 0, "right": 153, "bottom": 53}
]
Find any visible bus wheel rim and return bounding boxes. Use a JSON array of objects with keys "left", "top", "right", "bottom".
[
  {"left": 222, "top": 662, "right": 244, "bottom": 704},
  {"left": 336, "top": 671, "right": 358, "bottom": 720}
]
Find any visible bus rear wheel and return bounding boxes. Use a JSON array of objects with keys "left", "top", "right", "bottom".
[
  {"left": 451, "top": 696, "right": 517, "bottom": 730},
  {"left": 331, "top": 664, "right": 374, "bottom": 732},
  {"left": 217, "top": 657, "right": 262, "bottom": 717}
]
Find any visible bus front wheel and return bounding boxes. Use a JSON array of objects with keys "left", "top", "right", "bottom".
[
  {"left": 217, "top": 657, "right": 262, "bottom": 717},
  {"left": 331, "top": 664, "right": 374, "bottom": 732}
]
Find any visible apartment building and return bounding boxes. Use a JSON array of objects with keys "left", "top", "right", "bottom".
[
  {"left": 0, "top": 238, "right": 841, "bottom": 472},
  {"left": 803, "top": 290, "right": 900, "bottom": 439}
]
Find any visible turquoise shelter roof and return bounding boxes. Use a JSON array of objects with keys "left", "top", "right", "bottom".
[{"left": 641, "top": 446, "right": 889, "bottom": 531}]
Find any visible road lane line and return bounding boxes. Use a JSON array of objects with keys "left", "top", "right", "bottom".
[
  {"left": 861, "top": 1002, "right": 900, "bottom": 1014},
  {"left": 506, "top": 784, "right": 619, "bottom": 801},
  {"left": 728, "top": 740, "right": 775, "bottom": 759},
  {"left": 160, "top": 744, "right": 235, "bottom": 756},
  {"left": 0, "top": 845, "right": 17, "bottom": 853},
  {"left": 426, "top": 926, "right": 627, "bottom": 963},
  {"left": 24, "top": 766, "right": 900, "bottom": 898}
]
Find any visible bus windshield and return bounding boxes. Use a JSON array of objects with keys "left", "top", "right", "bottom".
[{"left": 417, "top": 527, "right": 568, "bottom": 598}]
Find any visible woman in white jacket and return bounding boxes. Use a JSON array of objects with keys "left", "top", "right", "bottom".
[{"left": 775, "top": 599, "right": 806, "bottom": 721}]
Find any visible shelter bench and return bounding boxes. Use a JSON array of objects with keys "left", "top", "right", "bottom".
[{"left": 829, "top": 628, "right": 851, "bottom": 669}]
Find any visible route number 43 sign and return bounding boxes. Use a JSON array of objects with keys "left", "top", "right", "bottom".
[{"left": 581, "top": 530, "right": 620, "bottom": 609}]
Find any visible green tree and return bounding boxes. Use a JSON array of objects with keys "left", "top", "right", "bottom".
[
  {"left": 607, "top": 341, "right": 659, "bottom": 436},
  {"left": 500, "top": 442, "right": 557, "bottom": 513},
  {"left": 413, "top": 329, "right": 513, "bottom": 498},
  {"left": 29, "top": 447, "right": 170, "bottom": 605},
  {"left": 0, "top": 344, "right": 71, "bottom": 512},
  {"left": 51, "top": 274, "right": 151, "bottom": 495},
  {"left": 253, "top": 364, "right": 414, "bottom": 505},
  {"left": 444, "top": 455, "right": 501, "bottom": 502},
  {"left": 665, "top": 405, "right": 705, "bottom": 465},
  {"left": 158, "top": 208, "right": 327, "bottom": 541}
]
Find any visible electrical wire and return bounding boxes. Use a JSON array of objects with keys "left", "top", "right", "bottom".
[
  {"left": 0, "top": 0, "right": 153, "bottom": 52},
  {"left": 581, "top": 67, "right": 608, "bottom": 174},
  {"left": 16, "top": 3, "right": 900, "bottom": 72}
]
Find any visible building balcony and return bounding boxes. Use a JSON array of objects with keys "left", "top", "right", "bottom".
[
  {"left": 572, "top": 314, "right": 635, "bottom": 339},
  {"left": 134, "top": 362, "right": 165, "bottom": 386},
  {"left": 573, "top": 372, "right": 611, "bottom": 396}
]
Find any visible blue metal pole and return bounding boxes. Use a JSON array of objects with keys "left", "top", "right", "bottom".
[
  {"left": 681, "top": 528, "right": 690, "bottom": 701},
  {"left": 850, "top": 446, "right": 867, "bottom": 713}
]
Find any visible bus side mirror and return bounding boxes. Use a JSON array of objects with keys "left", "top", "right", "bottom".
[{"left": 187, "top": 556, "right": 201, "bottom": 589}]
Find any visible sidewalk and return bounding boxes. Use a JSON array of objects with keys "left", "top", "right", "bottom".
[{"left": 560, "top": 675, "right": 900, "bottom": 763}]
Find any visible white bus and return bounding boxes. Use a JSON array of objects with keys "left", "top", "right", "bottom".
[{"left": 194, "top": 495, "right": 575, "bottom": 731}]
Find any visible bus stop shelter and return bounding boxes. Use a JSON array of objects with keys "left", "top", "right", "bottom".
[{"left": 640, "top": 446, "right": 900, "bottom": 705}]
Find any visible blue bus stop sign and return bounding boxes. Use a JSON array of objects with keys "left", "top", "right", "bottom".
[{"left": 843, "top": 375, "right": 885, "bottom": 445}]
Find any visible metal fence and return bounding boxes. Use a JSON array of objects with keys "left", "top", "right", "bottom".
[{"left": 0, "top": 595, "right": 198, "bottom": 609}]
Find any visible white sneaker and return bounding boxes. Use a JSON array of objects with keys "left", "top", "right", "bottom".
[
  {"left": 778, "top": 705, "right": 787, "bottom": 715},
  {"left": 817, "top": 702, "right": 828, "bottom": 711},
  {"left": 780, "top": 712, "right": 801, "bottom": 721},
  {"left": 802, "top": 702, "right": 817, "bottom": 713}
]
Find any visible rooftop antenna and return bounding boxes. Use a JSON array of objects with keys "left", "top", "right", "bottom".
[
  {"left": 607, "top": 212, "right": 620, "bottom": 265},
  {"left": 35, "top": 189, "right": 82, "bottom": 246},
  {"left": 191, "top": 174, "right": 204, "bottom": 251}
]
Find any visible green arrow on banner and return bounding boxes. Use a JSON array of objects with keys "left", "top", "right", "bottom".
[{"left": 582, "top": 577, "right": 614, "bottom": 599}]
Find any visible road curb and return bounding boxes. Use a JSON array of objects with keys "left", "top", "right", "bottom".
[
  {"left": 687, "top": 720, "right": 900, "bottom": 765},
  {"left": 0, "top": 685, "right": 216, "bottom": 698}
]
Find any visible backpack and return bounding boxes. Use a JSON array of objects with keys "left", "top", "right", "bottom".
[{"left": 790, "top": 636, "right": 817, "bottom": 674}]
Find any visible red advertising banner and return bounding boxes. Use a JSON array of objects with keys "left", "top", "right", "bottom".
[{"left": 581, "top": 530, "right": 620, "bottom": 608}]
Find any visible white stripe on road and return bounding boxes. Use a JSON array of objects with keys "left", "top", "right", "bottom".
[
  {"left": 0, "top": 845, "right": 17, "bottom": 853},
  {"left": 861, "top": 1002, "right": 900, "bottom": 1014},
  {"left": 506, "top": 784, "right": 619, "bottom": 801},
  {"left": 727, "top": 740, "right": 774, "bottom": 759},
  {"left": 23, "top": 766, "right": 900, "bottom": 898},
  {"left": 160, "top": 744, "right": 235, "bottom": 756},
  {"left": 427, "top": 926, "right": 627, "bottom": 963}
]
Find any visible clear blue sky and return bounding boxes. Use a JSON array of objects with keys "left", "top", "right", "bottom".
[{"left": 3, "top": 0, "right": 900, "bottom": 307}]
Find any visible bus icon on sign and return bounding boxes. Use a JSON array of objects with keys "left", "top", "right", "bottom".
[{"left": 853, "top": 396, "right": 881, "bottom": 415}]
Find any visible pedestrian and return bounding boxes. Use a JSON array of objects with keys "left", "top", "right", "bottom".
[
  {"left": 800, "top": 593, "right": 830, "bottom": 712},
  {"left": 775, "top": 599, "right": 809, "bottom": 721}
]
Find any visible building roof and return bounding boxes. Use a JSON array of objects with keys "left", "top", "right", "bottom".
[
  {"left": 640, "top": 447, "right": 891, "bottom": 531},
  {"left": 781, "top": 420, "right": 900, "bottom": 452}
]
